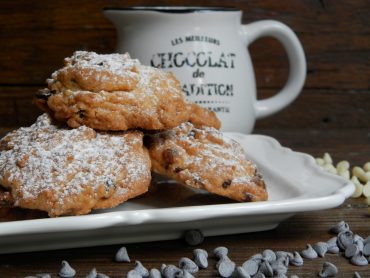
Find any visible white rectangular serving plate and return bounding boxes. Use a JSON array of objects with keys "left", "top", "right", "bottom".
[{"left": 0, "top": 134, "right": 354, "bottom": 254}]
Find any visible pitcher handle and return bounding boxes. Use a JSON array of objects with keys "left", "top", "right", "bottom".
[{"left": 240, "top": 20, "right": 306, "bottom": 119}]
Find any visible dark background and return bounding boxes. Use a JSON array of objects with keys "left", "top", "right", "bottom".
[
  {"left": 1, "top": 0, "right": 369, "bottom": 136},
  {"left": 0, "top": 2, "right": 370, "bottom": 277}
]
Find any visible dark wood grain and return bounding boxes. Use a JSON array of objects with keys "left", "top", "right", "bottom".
[
  {"left": 0, "top": 1, "right": 369, "bottom": 276},
  {"left": 1, "top": 1, "right": 369, "bottom": 32},
  {"left": 0, "top": 0, "right": 369, "bottom": 131},
  {"left": 257, "top": 128, "right": 370, "bottom": 165},
  {"left": 2, "top": 30, "right": 369, "bottom": 89},
  {"left": 0, "top": 192, "right": 368, "bottom": 277},
  {"left": 0, "top": 129, "right": 369, "bottom": 277},
  {"left": 0, "top": 0, "right": 369, "bottom": 89}
]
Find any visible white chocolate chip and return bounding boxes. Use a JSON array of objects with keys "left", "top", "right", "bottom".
[
  {"left": 363, "top": 172, "right": 370, "bottom": 182},
  {"left": 338, "top": 170, "right": 350, "bottom": 180},
  {"left": 362, "top": 182, "right": 370, "bottom": 197},
  {"left": 323, "top": 164, "right": 337, "bottom": 174},
  {"left": 315, "top": 158, "right": 325, "bottom": 166},
  {"left": 351, "top": 183, "right": 363, "bottom": 198},
  {"left": 323, "top": 153, "right": 333, "bottom": 164},
  {"left": 352, "top": 166, "right": 366, "bottom": 182},
  {"left": 351, "top": 176, "right": 361, "bottom": 185},
  {"left": 336, "top": 160, "right": 350, "bottom": 171},
  {"left": 363, "top": 162, "right": 370, "bottom": 172}
]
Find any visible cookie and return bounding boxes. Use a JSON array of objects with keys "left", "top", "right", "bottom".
[
  {"left": 34, "top": 51, "right": 220, "bottom": 131},
  {"left": 145, "top": 122, "right": 267, "bottom": 202},
  {"left": 0, "top": 114, "right": 151, "bottom": 217},
  {"left": 187, "top": 103, "right": 221, "bottom": 130}
]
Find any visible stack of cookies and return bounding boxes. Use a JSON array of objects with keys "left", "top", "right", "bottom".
[{"left": 0, "top": 51, "right": 267, "bottom": 217}]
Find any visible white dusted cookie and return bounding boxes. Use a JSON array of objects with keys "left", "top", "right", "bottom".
[
  {"left": 145, "top": 122, "right": 267, "bottom": 202},
  {"left": 0, "top": 114, "right": 151, "bottom": 217}
]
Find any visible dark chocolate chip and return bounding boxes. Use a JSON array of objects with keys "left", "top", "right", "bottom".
[
  {"left": 163, "top": 148, "right": 178, "bottom": 165},
  {"left": 193, "top": 178, "right": 205, "bottom": 187},
  {"left": 159, "top": 133, "right": 169, "bottom": 140},
  {"left": 188, "top": 130, "right": 196, "bottom": 137},
  {"left": 35, "top": 89, "right": 52, "bottom": 100},
  {"left": 0, "top": 140, "right": 12, "bottom": 151},
  {"left": 184, "top": 230, "right": 204, "bottom": 246},
  {"left": 143, "top": 135, "right": 155, "bottom": 148},
  {"left": 104, "top": 178, "right": 116, "bottom": 196},
  {"left": 105, "top": 178, "right": 114, "bottom": 188},
  {"left": 97, "top": 62, "right": 104, "bottom": 66},
  {"left": 0, "top": 190, "right": 14, "bottom": 208},
  {"left": 222, "top": 179, "right": 232, "bottom": 189},
  {"left": 244, "top": 193, "right": 255, "bottom": 202},
  {"left": 78, "top": 110, "right": 86, "bottom": 119},
  {"left": 174, "top": 167, "right": 183, "bottom": 173},
  {"left": 252, "top": 174, "right": 265, "bottom": 188}
]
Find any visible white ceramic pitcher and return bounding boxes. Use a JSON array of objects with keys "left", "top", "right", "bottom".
[{"left": 104, "top": 7, "right": 306, "bottom": 133}]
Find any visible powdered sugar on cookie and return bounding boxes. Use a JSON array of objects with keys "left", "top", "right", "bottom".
[
  {"left": 34, "top": 51, "right": 194, "bottom": 131},
  {"left": 0, "top": 114, "right": 151, "bottom": 216},
  {"left": 65, "top": 51, "right": 140, "bottom": 75},
  {"left": 147, "top": 122, "right": 267, "bottom": 202}
]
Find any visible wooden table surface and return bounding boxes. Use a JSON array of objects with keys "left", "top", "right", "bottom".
[
  {"left": 0, "top": 0, "right": 370, "bottom": 277},
  {"left": 0, "top": 129, "right": 369, "bottom": 278}
]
